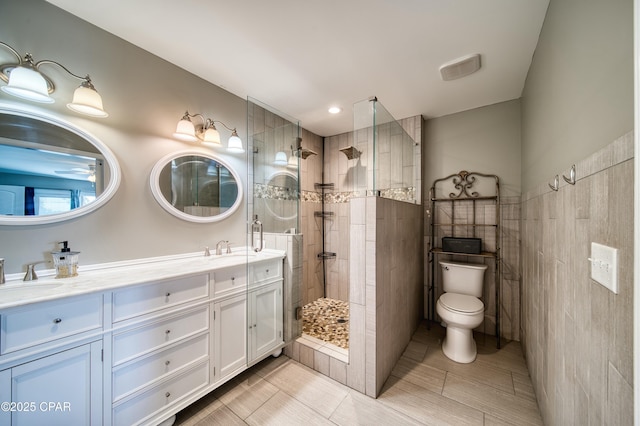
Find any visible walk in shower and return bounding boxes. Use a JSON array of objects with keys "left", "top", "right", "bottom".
[
  {"left": 249, "top": 96, "right": 423, "bottom": 396},
  {"left": 301, "top": 96, "right": 420, "bottom": 355}
]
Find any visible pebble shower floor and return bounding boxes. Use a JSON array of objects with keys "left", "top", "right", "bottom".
[{"left": 302, "top": 298, "right": 349, "bottom": 349}]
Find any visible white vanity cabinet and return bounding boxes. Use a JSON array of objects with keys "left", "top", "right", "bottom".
[
  {"left": 248, "top": 281, "right": 283, "bottom": 363},
  {"left": 0, "top": 249, "right": 286, "bottom": 426},
  {"left": 0, "top": 294, "right": 105, "bottom": 426},
  {"left": 214, "top": 293, "right": 247, "bottom": 383},
  {"left": 110, "top": 274, "right": 211, "bottom": 426},
  {"left": 248, "top": 259, "right": 284, "bottom": 363}
]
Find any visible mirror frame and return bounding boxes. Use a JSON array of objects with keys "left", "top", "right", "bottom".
[
  {"left": 263, "top": 170, "right": 299, "bottom": 221},
  {"left": 0, "top": 102, "right": 121, "bottom": 226},
  {"left": 149, "top": 150, "right": 244, "bottom": 223}
]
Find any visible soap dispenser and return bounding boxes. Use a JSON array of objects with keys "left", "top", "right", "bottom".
[{"left": 51, "top": 241, "right": 80, "bottom": 278}]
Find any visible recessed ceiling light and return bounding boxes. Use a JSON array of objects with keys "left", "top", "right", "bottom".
[{"left": 328, "top": 106, "right": 342, "bottom": 114}]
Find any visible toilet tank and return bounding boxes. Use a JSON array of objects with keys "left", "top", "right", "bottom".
[{"left": 439, "top": 260, "right": 488, "bottom": 297}]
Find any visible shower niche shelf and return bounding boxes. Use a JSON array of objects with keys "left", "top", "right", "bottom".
[
  {"left": 314, "top": 183, "right": 335, "bottom": 190},
  {"left": 314, "top": 211, "right": 334, "bottom": 218},
  {"left": 427, "top": 170, "right": 501, "bottom": 348},
  {"left": 317, "top": 252, "right": 337, "bottom": 260}
]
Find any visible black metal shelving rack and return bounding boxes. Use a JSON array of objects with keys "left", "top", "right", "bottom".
[{"left": 427, "top": 171, "right": 501, "bottom": 348}]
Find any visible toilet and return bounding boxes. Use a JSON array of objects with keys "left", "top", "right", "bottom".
[{"left": 436, "top": 260, "right": 488, "bottom": 363}]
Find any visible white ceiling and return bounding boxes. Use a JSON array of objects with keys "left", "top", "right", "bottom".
[{"left": 46, "top": 0, "right": 549, "bottom": 137}]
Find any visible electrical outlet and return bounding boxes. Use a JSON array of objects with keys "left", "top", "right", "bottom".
[{"left": 589, "top": 242, "right": 618, "bottom": 294}]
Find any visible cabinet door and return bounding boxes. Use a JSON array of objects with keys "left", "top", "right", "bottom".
[
  {"left": 249, "top": 281, "right": 283, "bottom": 362},
  {"left": 215, "top": 294, "right": 247, "bottom": 383},
  {"left": 2, "top": 341, "right": 102, "bottom": 426}
]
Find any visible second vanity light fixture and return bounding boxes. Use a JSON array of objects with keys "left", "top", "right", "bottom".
[
  {"left": 173, "top": 111, "right": 244, "bottom": 153},
  {"left": 0, "top": 41, "right": 108, "bottom": 118}
]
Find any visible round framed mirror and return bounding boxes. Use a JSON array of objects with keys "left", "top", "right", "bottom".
[
  {"left": 263, "top": 171, "right": 298, "bottom": 222},
  {"left": 0, "top": 103, "right": 121, "bottom": 225},
  {"left": 150, "top": 150, "right": 243, "bottom": 223}
]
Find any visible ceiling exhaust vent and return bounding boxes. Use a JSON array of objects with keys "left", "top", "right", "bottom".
[{"left": 439, "top": 54, "right": 481, "bottom": 81}]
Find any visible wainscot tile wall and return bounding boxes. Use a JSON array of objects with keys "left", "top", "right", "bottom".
[{"left": 521, "top": 131, "right": 633, "bottom": 425}]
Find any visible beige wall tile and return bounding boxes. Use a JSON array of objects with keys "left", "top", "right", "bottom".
[{"left": 520, "top": 137, "right": 633, "bottom": 425}]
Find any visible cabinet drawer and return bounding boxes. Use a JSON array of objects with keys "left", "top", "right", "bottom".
[
  {"left": 112, "top": 306, "right": 209, "bottom": 365},
  {"left": 113, "top": 361, "right": 209, "bottom": 426},
  {"left": 113, "top": 333, "right": 209, "bottom": 402},
  {"left": 1, "top": 294, "right": 103, "bottom": 354},
  {"left": 251, "top": 259, "right": 282, "bottom": 286},
  {"left": 113, "top": 274, "right": 209, "bottom": 322},
  {"left": 212, "top": 266, "right": 246, "bottom": 298}
]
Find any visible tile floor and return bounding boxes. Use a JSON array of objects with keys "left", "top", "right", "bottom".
[{"left": 175, "top": 321, "right": 543, "bottom": 425}]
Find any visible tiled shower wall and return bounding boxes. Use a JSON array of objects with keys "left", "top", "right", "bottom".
[
  {"left": 521, "top": 132, "right": 633, "bottom": 425},
  {"left": 319, "top": 116, "right": 422, "bottom": 303},
  {"left": 299, "top": 128, "right": 324, "bottom": 305}
]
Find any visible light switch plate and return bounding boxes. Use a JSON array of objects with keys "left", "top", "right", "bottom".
[{"left": 590, "top": 242, "right": 618, "bottom": 294}]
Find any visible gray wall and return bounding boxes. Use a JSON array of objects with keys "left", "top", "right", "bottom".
[
  {"left": 520, "top": 0, "right": 634, "bottom": 424},
  {"left": 520, "top": 0, "right": 633, "bottom": 192},
  {"left": 0, "top": 0, "right": 248, "bottom": 274},
  {"left": 424, "top": 99, "right": 522, "bottom": 198},
  {"left": 423, "top": 100, "right": 522, "bottom": 341}
]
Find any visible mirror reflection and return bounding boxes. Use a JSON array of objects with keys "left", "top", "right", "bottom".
[
  {"left": 263, "top": 171, "right": 298, "bottom": 222},
  {"left": 150, "top": 151, "right": 243, "bottom": 223},
  {"left": 0, "top": 105, "right": 120, "bottom": 225}
]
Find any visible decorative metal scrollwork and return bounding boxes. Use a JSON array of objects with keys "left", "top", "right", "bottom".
[
  {"left": 429, "top": 170, "right": 499, "bottom": 201},
  {"left": 449, "top": 170, "right": 479, "bottom": 198}
]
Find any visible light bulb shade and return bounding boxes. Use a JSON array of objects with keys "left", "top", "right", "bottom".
[
  {"left": 1, "top": 66, "right": 53, "bottom": 103},
  {"left": 227, "top": 133, "right": 244, "bottom": 153},
  {"left": 67, "top": 85, "right": 108, "bottom": 117},
  {"left": 202, "top": 127, "right": 221, "bottom": 145},
  {"left": 173, "top": 118, "right": 198, "bottom": 142},
  {"left": 273, "top": 151, "right": 288, "bottom": 166}
]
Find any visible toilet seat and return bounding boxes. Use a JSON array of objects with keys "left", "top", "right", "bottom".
[{"left": 439, "top": 293, "right": 483, "bottom": 315}]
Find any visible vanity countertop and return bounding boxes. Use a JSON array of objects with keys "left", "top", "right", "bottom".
[{"left": 0, "top": 248, "right": 285, "bottom": 310}]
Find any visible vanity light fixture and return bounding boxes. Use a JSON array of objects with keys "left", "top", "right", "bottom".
[
  {"left": 0, "top": 41, "right": 108, "bottom": 118},
  {"left": 273, "top": 151, "right": 288, "bottom": 166},
  {"left": 173, "top": 111, "right": 243, "bottom": 153}
]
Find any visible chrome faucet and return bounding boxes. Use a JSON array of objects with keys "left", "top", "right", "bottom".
[
  {"left": 215, "top": 240, "right": 228, "bottom": 256},
  {"left": 23, "top": 261, "right": 47, "bottom": 282}
]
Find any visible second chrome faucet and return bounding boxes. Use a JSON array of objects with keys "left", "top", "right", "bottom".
[{"left": 215, "top": 240, "right": 232, "bottom": 255}]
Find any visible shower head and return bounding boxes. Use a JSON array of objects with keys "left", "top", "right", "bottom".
[
  {"left": 296, "top": 148, "right": 317, "bottom": 159},
  {"left": 339, "top": 146, "right": 361, "bottom": 160}
]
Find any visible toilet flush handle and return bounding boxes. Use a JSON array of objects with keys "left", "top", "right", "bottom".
[{"left": 442, "top": 266, "right": 449, "bottom": 271}]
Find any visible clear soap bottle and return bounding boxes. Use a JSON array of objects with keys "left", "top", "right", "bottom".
[{"left": 51, "top": 241, "right": 80, "bottom": 278}]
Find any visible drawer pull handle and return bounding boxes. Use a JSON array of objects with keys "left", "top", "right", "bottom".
[
  {"left": 165, "top": 329, "right": 171, "bottom": 334},
  {"left": 53, "top": 318, "right": 62, "bottom": 324},
  {"left": 165, "top": 392, "right": 171, "bottom": 398},
  {"left": 165, "top": 360, "right": 170, "bottom": 366},
  {"left": 266, "top": 269, "right": 269, "bottom": 273}
]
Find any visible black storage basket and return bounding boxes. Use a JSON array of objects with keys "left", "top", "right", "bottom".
[{"left": 442, "top": 237, "right": 482, "bottom": 254}]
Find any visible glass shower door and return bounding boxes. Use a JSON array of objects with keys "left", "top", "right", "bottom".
[{"left": 247, "top": 97, "right": 303, "bottom": 358}]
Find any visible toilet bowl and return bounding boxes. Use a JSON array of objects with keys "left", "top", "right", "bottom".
[
  {"left": 437, "top": 260, "right": 488, "bottom": 363},
  {"left": 437, "top": 293, "right": 484, "bottom": 363}
]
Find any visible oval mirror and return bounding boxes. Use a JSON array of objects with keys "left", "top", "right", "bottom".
[
  {"left": 0, "top": 103, "right": 121, "bottom": 225},
  {"left": 263, "top": 171, "right": 298, "bottom": 222},
  {"left": 150, "top": 150, "right": 243, "bottom": 223}
]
